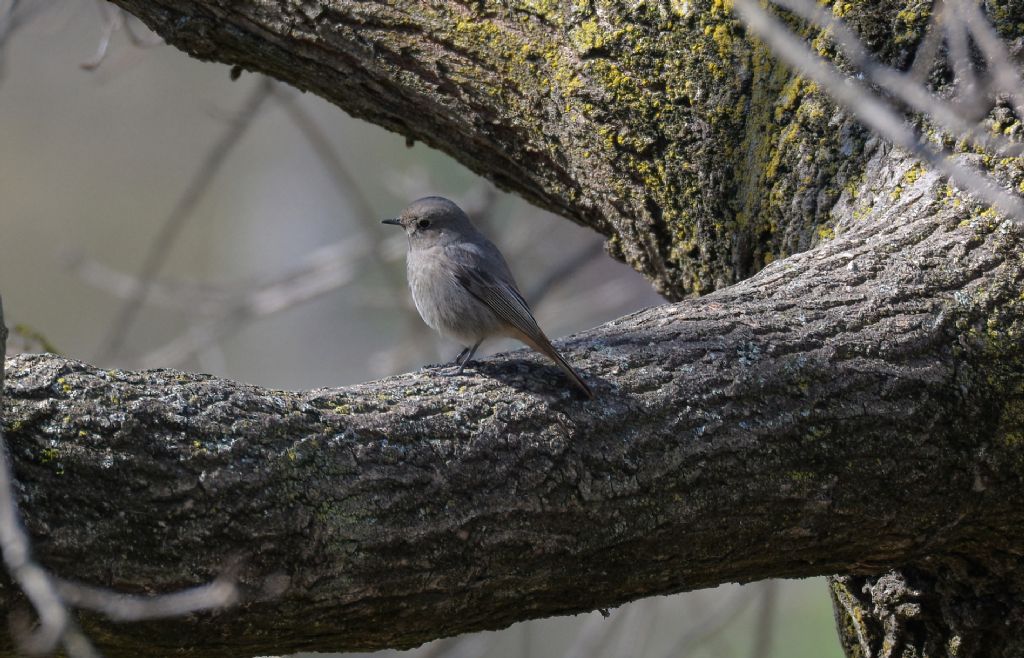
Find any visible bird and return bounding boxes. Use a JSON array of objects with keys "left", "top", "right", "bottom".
[{"left": 383, "top": 196, "right": 594, "bottom": 399}]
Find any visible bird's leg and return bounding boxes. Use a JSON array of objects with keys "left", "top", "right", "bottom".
[
  {"left": 456, "top": 340, "right": 483, "bottom": 374},
  {"left": 435, "top": 340, "right": 483, "bottom": 376},
  {"left": 453, "top": 346, "right": 471, "bottom": 366}
]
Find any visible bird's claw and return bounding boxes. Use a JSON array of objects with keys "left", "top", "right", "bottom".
[{"left": 423, "top": 363, "right": 471, "bottom": 376}]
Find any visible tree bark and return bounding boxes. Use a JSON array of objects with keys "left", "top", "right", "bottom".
[
  {"left": 1, "top": 0, "right": 1021, "bottom": 656},
  {"left": 110, "top": 0, "right": 918, "bottom": 299},
  {"left": 830, "top": 564, "right": 1024, "bottom": 658},
  {"left": 3, "top": 139, "right": 1024, "bottom": 655}
]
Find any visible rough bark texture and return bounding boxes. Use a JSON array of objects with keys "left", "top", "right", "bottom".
[
  {"left": 108, "top": 0, "right": 927, "bottom": 299},
  {"left": 829, "top": 565, "right": 1024, "bottom": 658},
  {"left": 1, "top": 0, "right": 1022, "bottom": 656},
  {"left": 4, "top": 140, "right": 1024, "bottom": 656}
]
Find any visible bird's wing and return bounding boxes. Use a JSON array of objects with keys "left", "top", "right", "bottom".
[
  {"left": 451, "top": 263, "right": 547, "bottom": 347},
  {"left": 449, "top": 244, "right": 595, "bottom": 399}
]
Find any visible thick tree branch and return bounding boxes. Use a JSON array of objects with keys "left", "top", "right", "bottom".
[
  {"left": 13, "top": 0, "right": 1020, "bottom": 655},
  {"left": 107, "top": 0, "right": 909, "bottom": 298},
  {"left": 3, "top": 143, "right": 1023, "bottom": 656}
]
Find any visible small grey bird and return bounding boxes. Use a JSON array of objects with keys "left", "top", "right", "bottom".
[{"left": 383, "top": 197, "right": 594, "bottom": 399}]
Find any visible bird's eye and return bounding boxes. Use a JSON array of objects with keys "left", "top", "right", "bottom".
[{"left": 417, "top": 218, "right": 431, "bottom": 230}]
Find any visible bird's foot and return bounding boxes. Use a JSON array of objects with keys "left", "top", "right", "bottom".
[
  {"left": 423, "top": 362, "right": 472, "bottom": 376},
  {"left": 435, "top": 362, "right": 474, "bottom": 377}
]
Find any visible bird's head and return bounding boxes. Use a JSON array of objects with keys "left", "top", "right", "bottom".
[{"left": 382, "top": 196, "right": 478, "bottom": 248}]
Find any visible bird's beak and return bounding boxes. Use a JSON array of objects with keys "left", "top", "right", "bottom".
[{"left": 381, "top": 218, "right": 402, "bottom": 226}]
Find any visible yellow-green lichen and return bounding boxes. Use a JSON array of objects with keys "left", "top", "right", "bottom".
[
  {"left": 903, "top": 162, "right": 925, "bottom": 184},
  {"left": 519, "top": 0, "right": 562, "bottom": 23},
  {"left": 570, "top": 19, "right": 606, "bottom": 53},
  {"left": 435, "top": 0, "right": 898, "bottom": 296}
]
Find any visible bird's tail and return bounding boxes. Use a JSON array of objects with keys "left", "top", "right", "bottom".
[{"left": 521, "top": 333, "right": 595, "bottom": 399}]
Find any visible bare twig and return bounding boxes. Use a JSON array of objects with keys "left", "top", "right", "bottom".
[
  {"left": 272, "top": 88, "right": 436, "bottom": 367},
  {"left": 120, "top": 11, "right": 161, "bottom": 48},
  {"left": 908, "top": 1, "right": 947, "bottom": 83},
  {"left": 0, "top": 297, "right": 100, "bottom": 657},
  {"left": 528, "top": 239, "right": 605, "bottom": 307},
  {"left": 10, "top": 323, "right": 60, "bottom": 355},
  {"left": 56, "top": 575, "right": 237, "bottom": 622},
  {"left": 64, "top": 249, "right": 232, "bottom": 312},
  {"left": 943, "top": 3, "right": 985, "bottom": 119},
  {"left": 80, "top": 1, "right": 122, "bottom": 70},
  {"left": 0, "top": 0, "right": 16, "bottom": 38},
  {"left": 772, "top": 0, "right": 1021, "bottom": 157},
  {"left": 0, "top": 0, "right": 47, "bottom": 80},
  {"left": 138, "top": 237, "right": 365, "bottom": 368},
  {"left": 96, "top": 78, "right": 274, "bottom": 363},
  {"left": 958, "top": 0, "right": 1024, "bottom": 120},
  {"left": 1, "top": 296, "right": 240, "bottom": 656},
  {"left": 79, "top": 0, "right": 165, "bottom": 71},
  {"left": 734, "top": 0, "right": 1024, "bottom": 223},
  {"left": 270, "top": 87, "right": 378, "bottom": 225}
]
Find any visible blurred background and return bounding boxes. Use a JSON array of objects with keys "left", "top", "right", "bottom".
[{"left": 0, "top": 1, "right": 841, "bottom": 656}]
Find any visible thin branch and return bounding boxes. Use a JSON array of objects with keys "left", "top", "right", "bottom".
[
  {"left": 56, "top": 576, "right": 237, "bottom": 622},
  {"left": 0, "top": 0, "right": 16, "bottom": 40},
  {"left": 773, "top": 0, "right": 1021, "bottom": 157},
  {"left": 270, "top": 90, "right": 420, "bottom": 293},
  {"left": 734, "top": 0, "right": 1024, "bottom": 223},
  {"left": 10, "top": 324, "right": 61, "bottom": 355},
  {"left": 64, "top": 249, "right": 232, "bottom": 312},
  {"left": 0, "top": 0, "right": 47, "bottom": 81},
  {"left": 80, "top": 1, "right": 123, "bottom": 71},
  {"left": 958, "top": 0, "right": 1024, "bottom": 120},
  {"left": 908, "top": 1, "right": 947, "bottom": 83},
  {"left": 527, "top": 239, "right": 605, "bottom": 307},
  {"left": 96, "top": 78, "right": 274, "bottom": 363},
  {"left": 270, "top": 87, "right": 378, "bottom": 226},
  {"left": 271, "top": 87, "right": 436, "bottom": 366},
  {"left": 943, "top": 3, "right": 983, "bottom": 118},
  {"left": 121, "top": 11, "right": 161, "bottom": 48},
  {"left": 138, "top": 237, "right": 365, "bottom": 368},
  {"left": 2, "top": 296, "right": 241, "bottom": 656},
  {"left": 0, "top": 297, "right": 100, "bottom": 657}
]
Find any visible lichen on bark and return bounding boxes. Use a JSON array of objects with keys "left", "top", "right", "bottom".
[
  {"left": 5, "top": 0, "right": 1024, "bottom": 655},
  {"left": 111, "top": 0, "right": 926, "bottom": 299}
]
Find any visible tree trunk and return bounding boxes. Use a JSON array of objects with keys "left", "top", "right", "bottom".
[
  {"left": 830, "top": 564, "right": 1024, "bottom": 658},
  {"left": 1, "top": 0, "right": 1022, "bottom": 656}
]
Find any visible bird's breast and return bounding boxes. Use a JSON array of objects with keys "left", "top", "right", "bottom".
[{"left": 407, "top": 247, "right": 502, "bottom": 344}]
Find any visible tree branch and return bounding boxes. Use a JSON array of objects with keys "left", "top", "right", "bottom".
[
  {"left": 16, "top": 0, "right": 1023, "bottom": 655},
  {"left": 3, "top": 143, "right": 1023, "bottom": 656},
  {"left": 107, "top": 0, "right": 896, "bottom": 299}
]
